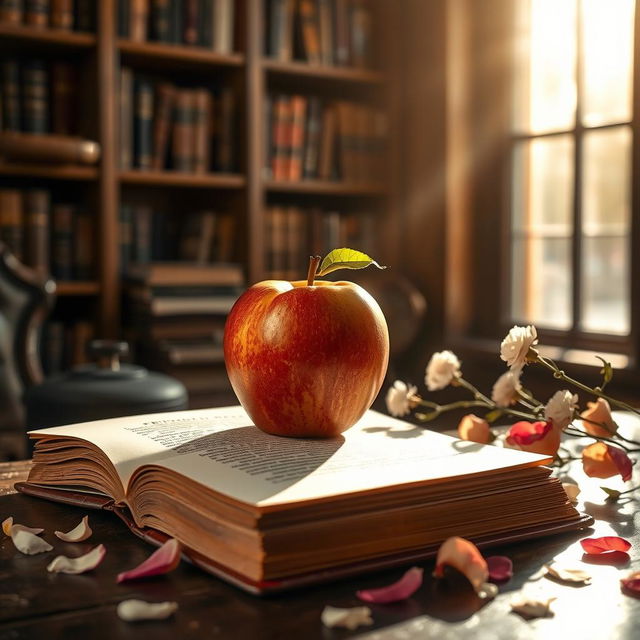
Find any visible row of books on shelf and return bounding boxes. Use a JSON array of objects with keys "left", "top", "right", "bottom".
[
  {"left": 0, "top": 187, "right": 93, "bottom": 279},
  {"left": 0, "top": 0, "right": 94, "bottom": 31},
  {"left": 119, "top": 205, "right": 235, "bottom": 273},
  {"left": 118, "top": 0, "right": 235, "bottom": 53},
  {"left": 266, "top": 205, "right": 375, "bottom": 279},
  {"left": 1, "top": 59, "right": 79, "bottom": 135},
  {"left": 42, "top": 319, "right": 94, "bottom": 376},
  {"left": 265, "top": 93, "right": 386, "bottom": 182},
  {"left": 266, "top": 0, "right": 374, "bottom": 68},
  {"left": 119, "top": 69, "right": 236, "bottom": 172}
]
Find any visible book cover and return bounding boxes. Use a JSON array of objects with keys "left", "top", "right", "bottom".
[
  {"left": 150, "top": 0, "right": 171, "bottom": 41},
  {"left": 297, "top": 0, "right": 321, "bottom": 64},
  {"left": 50, "top": 0, "right": 73, "bottom": 29},
  {"left": 24, "top": 188, "right": 50, "bottom": 276},
  {"left": 151, "top": 81, "right": 174, "bottom": 170},
  {"left": 193, "top": 88, "right": 212, "bottom": 173},
  {"left": 134, "top": 75, "right": 154, "bottom": 170},
  {"left": 288, "top": 95, "right": 307, "bottom": 181},
  {"left": 172, "top": 89, "right": 195, "bottom": 172},
  {"left": 22, "top": 60, "right": 49, "bottom": 134}
]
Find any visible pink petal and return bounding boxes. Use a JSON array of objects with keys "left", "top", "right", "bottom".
[
  {"left": 356, "top": 567, "right": 424, "bottom": 603},
  {"left": 580, "top": 536, "right": 631, "bottom": 555},
  {"left": 117, "top": 538, "right": 181, "bottom": 583},
  {"left": 607, "top": 446, "right": 633, "bottom": 482},
  {"left": 434, "top": 536, "right": 488, "bottom": 594},
  {"left": 486, "top": 556, "right": 513, "bottom": 582},
  {"left": 47, "top": 544, "right": 106, "bottom": 574},
  {"left": 621, "top": 571, "right": 640, "bottom": 596}
]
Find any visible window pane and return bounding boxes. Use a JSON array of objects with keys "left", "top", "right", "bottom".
[
  {"left": 581, "top": 127, "right": 631, "bottom": 334},
  {"left": 512, "top": 237, "right": 572, "bottom": 329},
  {"left": 582, "top": 0, "right": 635, "bottom": 127},
  {"left": 511, "top": 136, "right": 574, "bottom": 329},
  {"left": 513, "top": 0, "right": 577, "bottom": 134}
]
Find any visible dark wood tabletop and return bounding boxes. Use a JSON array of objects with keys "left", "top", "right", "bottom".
[{"left": 1, "top": 456, "right": 639, "bottom": 640}]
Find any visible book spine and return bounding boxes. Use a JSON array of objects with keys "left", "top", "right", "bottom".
[
  {"left": 50, "top": 0, "right": 73, "bottom": 29},
  {"left": 198, "top": 0, "right": 212, "bottom": 47},
  {"left": 22, "top": 60, "right": 49, "bottom": 134},
  {"left": 119, "top": 67, "right": 133, "bottom": 169},
  {"left": 333, "top": 0, "right": 349, "bottom": 66},
  {"left": 24, "top": 0, "right": 49, "bottom": 27},
  {"left": 51, "top": 62, "right": 75, "bottom": 135},
  {"left": 70, "top": 320, "right": 94, "bottom": 365},
  {"left": 172, "top": 89, "right": 193, "bottom": 172},
  {"left": 1, "top": 60, "right": 21, "bottom": 132},
  {"left": 169, "top": 0, "right": 182, "bottom": 43},
  {"left": 134, "top": 76, "right": 154, "bottom": 170},
  {"left": 268, "top": 206, "right": 287, "bottom": 279},
  {"left": 193, "top": 88, "right": 211, "bottom": 173},
  {"left": 119, "top": 204, "right": 133, "bottom": 275},
  {"left": 285, "top": 205, "right": 304, "bottom": 279},
  {"left": 132, "top": 205, "right": 153, "bottom": 264},
  {"left": 318, "top": 102, "right": 336, "bottom": 180},
  {"left": 150, "top": 0, "right": 171, "bottom": 41},
  {"left": 118, "top": 0, "right": 129, "bottom": 37},
  {"left": 129, "top": 0, "right": 149, "bottom": 42},
  {"left": 74, "top": 0, "right": 95, "bottom": 32},
  {"left": 298, "top": 0, "right": 321, "bottom": 64},
  {"left": 214, "top": 213, "right": 234, "bottom": 262},
  {"left": 0, "top": 0, "right": 24, "bottom": 23},
  {"left": 183, "top": 0, "right": 198, "bottom": 45},
  {"left": 288, "top": 95, "right": 307, "bottom": 181},
  {"left": 43, "top": 320, "right": 65, "bottom": 375},
  {"left": 349, "top": 0, "right": 372, "bottom": 68},
  {"left": 317, "top": 0, "right": 333, "bottom": 65},
  {"left": 303, "top": 96, "right": 321, "bottom": 179},
  {"left": 0, "top": 132, "right": 100, "bottom": 164},
  {"left": 151, "top": 82, "right": 174, "bottom": 170},
  {"left": 73, "top": 209, "right": 93, "bottom": 279},
  {"left": 212, "top": 0, "right": 234, "bottom": 53},
  {"left": 271, "top": 95, "right": 289, "bottom": 181},
  {"left": 51, "top": 204, "right": 74, "bottom": 280},
  {"left": 24, "top": 188, "right": 50, "bottom": 276},
  {"left": 213, "top": 87, "right": 234, "bottom": 172},
  {"left": 0, "top": 188, "right": 24, "bottom": 261}
]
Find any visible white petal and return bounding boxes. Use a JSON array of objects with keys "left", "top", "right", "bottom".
[
  {"left": 3, "top": 517, "right": 44, "bottom": 536},
  {"left": 545, "top": 562, "right": 592, "bottom": 585},
  {"left": 561, "top": 482, "right": 580, "bottom": 504},
  {"left": 511, "top": 595, "right": 556, "bottom": 619},
  {"left": 47, "top": 544, "right": 106, "bottom": 574},
  {"left": 321, "top": 606, "right": 373, "bottom": 630},
  {"left": 11, "top": 529, "right": 53, "bottom": 555},
  {"left": 55, "top": 516, "right": 92, "bottom": 542},
  {"left": 117, "top": 600, "right": 178, "bottom": 622}
]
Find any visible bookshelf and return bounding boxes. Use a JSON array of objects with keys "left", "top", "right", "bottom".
[{"left": 0, "top": 0, "right": 401, "bottom": 405}]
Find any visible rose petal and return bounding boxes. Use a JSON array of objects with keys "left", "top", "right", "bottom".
[
  {"left": 47, "top": 544, "right": 106, "bottom": 574},
  {"left": 321, "top": 606, "right": 373, "bottom": 630},
  {"left": 434, "top": 536, "right": 488, "bottom": 594},
  {"left": 545, "top": 562, "right": 592, "bottom": 585},
  {"left": 621, "top": 571, "right": 640, "bottom": 596},
  {"left": 486, "top": 556, "right": 513, "bottom": 582},
  {"left": 117, "top": 599, "right": 178, "bottom": 622},
  {"left": 580, "top": 536, "right": 631, "bottom": 555},
  {"left": 55, "top": 516, "right": 92, "bottom": 542},
  {"left": 562, "top": 482, "right": 580, "bottom": 504},
  {"left": 582, "top": 442, "right": 632, "bottom": 482},
  {"left": 3, "top": 517, "right": 44, "bottom": 536},
  {"left": 511, "top": 595, "right": 556, "bottom": 619},
  {"left": 607, "top": 445, "right": 633, "bottom": 482},
  {"left": 117, "top": 538, "right": 181, "bottom": 583},
  {"left": 505, "top": 421, "right": 560, "bottom": 457},
  {"left": 357, "top": 567, "right": 423, "bottom": 603},
  {"left": 11, "top": 529, "right": 53, "bottom": 555}
]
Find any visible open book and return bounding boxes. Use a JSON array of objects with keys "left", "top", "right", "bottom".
[{"left": 18, "top": 406, "right": 591, "bottom": 593}]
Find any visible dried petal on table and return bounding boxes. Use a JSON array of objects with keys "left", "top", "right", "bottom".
[
  {"left": 55, "top": 516, "right": 92, "bottom": 542},
  {"left": 47, "top": 544, "right": 106, "bottom": 574},
  {"left": 117, "top": 599, "right": 178, "bottom": 622},
  {"left": 357, "top": 567, "right": 423, "bottom": 603},
  {"left": 580, "top": 536, "right": 631, "bottom": 555},
  {"left": 510, "top": 595, "right": 556, "bottom": 619},
  {"left": 486, "top": 556, "right": 513, "bottom": 583},
  {"left": 545, "top": 562, "right": 592, "bottom": 585},
  {"left": 117, "top": 538, "right": 181, "bottom": 583},
  {"left": 561, "top": 482, "right": 580, "bottom": 504},
  {"left": 321, "top": 606, "right": 373, "bottom": 630},
  {"left": 434, "top": 536, "right": 489, "bottom": 594},
  {"left": 3, "top": 517, "right": 44, "bottom": 536},
  {"left": 620, "top": 572, "right": 640, "bottom": 596},
  {"left": 10, "top": 529, "right": 53, "bottom": 555}
]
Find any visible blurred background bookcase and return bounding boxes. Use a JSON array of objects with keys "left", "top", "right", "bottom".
[{"left": 0, "top": 0, "right": 403, "bottom": 407}]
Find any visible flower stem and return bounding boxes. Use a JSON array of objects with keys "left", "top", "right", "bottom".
[{"left": 564, "top": 426, "right": 634, "bottom": 452}]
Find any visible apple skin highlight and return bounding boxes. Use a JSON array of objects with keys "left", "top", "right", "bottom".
[{"left": 224, "top": 279, "right": 389, "bottom": 437}]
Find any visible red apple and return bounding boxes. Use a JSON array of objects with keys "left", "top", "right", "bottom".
[{"left": 223, "top": 276, "right": 389, "bottom": 437}]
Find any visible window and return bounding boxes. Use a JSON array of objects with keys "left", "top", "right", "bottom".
[{"left": 509, "top": 0, "right": 634, "bottom": 343}]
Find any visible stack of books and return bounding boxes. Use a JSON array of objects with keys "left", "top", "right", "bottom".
[
  {"left": 264, "top": 93, "right": 387, "bottom": 182},
  {"left": 0, "top": 0, "right": 95, "bottom": 31},
  {"left": 0, "top": 187, "right": 93, "bottom": 280},
  {"left": 265, "top": 0, "right": 374, "bottom": 68},
  {"left": 119, "top": 69, "right": 236, "bottom": 172},
  {"left": 118, "top": 0, "right": 235, "bottom": 53}
]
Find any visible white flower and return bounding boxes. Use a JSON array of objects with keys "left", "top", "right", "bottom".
[
  {"left": 425, "top": 351, "right": 461, "bottom": 391},
  {"left": 491, "top": 370, "right": 522, "bottom": 407},
  {"left": 500, "top": 325, "right": 538, "bottom": 370},
  {"left": 544, "top": 390, "right": 578, "bottom": 430},
  {"left": 385, "top": 380, "right": 417, "bottom": 417}
]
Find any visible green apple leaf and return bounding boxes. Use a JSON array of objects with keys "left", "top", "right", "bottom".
[{"left": 316, "top": 248, "right": 387, "bottom": 277}]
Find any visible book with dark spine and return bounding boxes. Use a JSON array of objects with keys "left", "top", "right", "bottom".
[
  {"left": 150, "top": 0, "right": 171, "bottom": 41},
  {"left": 0, "top": 189, "right": 23, "bottom": 261},
  {"left": 349, "top": 0, "right": 373, "bottom": 68},
  {"left": 213, "top": 87, "right": 235, "bottom": 172},
  {"left": 172, "top": 89, "right": 194, "bottom": 172},
  {"left": 73, "top": 209, "right": 93, "bottom": 279},
  {"left": 132, "top": 205, "right": 153, "bottom": 264},
  {"left": 151, "top": 82, "right": 174, "bottom": 170},
  {"left": 180, "top": 211, "right": 216, "bottom": 263},
  {"left": 183, "top": 0, "right": 198, "bottom": 45},
  {"left": 269, "top": 0, "right": 294, "bottom": 61},
  {"left": 270, "top": 95, "right": 289, "bottom": 180},
  {"left": 118, "top": 0, "right": 129, "bottom": 37},
  {"left": 51, "top": 62, "right": 75, "bottom": 135},
  {"left": 288, "top": 95, "right": 307, "bottom": 181},
  {"left": 169, "top": 0, "right": 182, "bottom": 43},
  {"left": 333, "top": 0, "right": 349, "bottom": 66},
  {"left": 214, "top": 213, "right": 234, "bottom": 262},
  {"left": 193, "top": 88, "right": 211, "bottom": 173},
  {"left": 130, "top": 0, "right": 149, "bottom": 42},
  {"left": 1, "top": 60, "right": 21, "bottom": 132},
  {"left": 268, "top": 206, "right": 287, "bottom": 279},
  {"left": 50, "top": 0, "right": 73, "bottom": 29},
  {"left": 0, "top": 0, "right": 24, "bottom": 23},
  {"left": 199, "top": 0, "right": 213, "bottom": 47},
  {"left": 25, "top": 0, "right": 49, "bottom": 27},
  {"left": 134, "top": 76, "right": 154, "bottom": 170},
  {"left": 75, "top": 0, "right": 95, "bottom": 31},
  {"left": 318, "top": 102, "right": 337, "bottom": 180},
  {"left": 303, "top": 96, "right": 322, "bottom": 179},
  {"left": 297, "top": 0, "right": 321, "bottom": 64},
  {"left": 317, "top": 0, "right": 333, "bottom": 65},
  {"left": 22, "top": 60, "right": 49, "bottom": 134},
  {"left": 51, "top": 204, "right": 74, "bottom": 280},
  {"left": 119, "top": 67, "right": 133, "bottom": 169},
  {"left": 119, "top": 204, "right": 133, "bottom": 275},
  {"left": 24, "top": 188, "right": 50, "bottom": 276}
]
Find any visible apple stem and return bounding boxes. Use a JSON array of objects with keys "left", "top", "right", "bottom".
[{"left": 307, "top": 256, "right": 321, "bottom": 286}]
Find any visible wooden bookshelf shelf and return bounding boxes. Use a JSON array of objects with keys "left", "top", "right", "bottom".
[
  {"left": 118, "top": 40, "right": 244, "bottom": 68},
  {"left": 119, "top": 171, "right": 246, "bottom": 188},
  {"left": 0, "top": 24, "right": 96, "bottom": 48},
  {"left": 0, "top": 163, "right": 98, "bottom": 181},
  {"left": 56, "top": 281, "right": 100, "bottom": 296},
  {"left": 265, "top": 179, "right": 388, "bottom": 196},
  {"left": 262, "top": 59, "right": 385, "bottom": 85}
]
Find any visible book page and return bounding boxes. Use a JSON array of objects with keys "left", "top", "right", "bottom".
[{"left": 31, "top": 406, "right": 551, "bottom": 507}]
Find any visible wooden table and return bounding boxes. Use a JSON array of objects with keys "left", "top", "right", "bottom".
[{"left": 1, "top": 458, "right": 639, "bottom": 640}]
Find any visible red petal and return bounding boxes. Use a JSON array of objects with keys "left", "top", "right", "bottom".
[
  {"left": 117, "top": 538, "right": 181, "bottom": 583},
  {"left": 506, "top": 421, "right": 551, "bottom": 446},
  {"left": 607, "top": 445, "right": 633, "bottom": 482},
  {"left": 486, "top": 555, "right": 513, "bottom": 582},
  {"left": 356, "top": 567, "right": 423, "bottom": 603},
  {"left": 581, "top": 536, "right": 631, "bottom": 555},
  {"left": 621, "top": 571, "right": 640, "bottom": 596}
]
